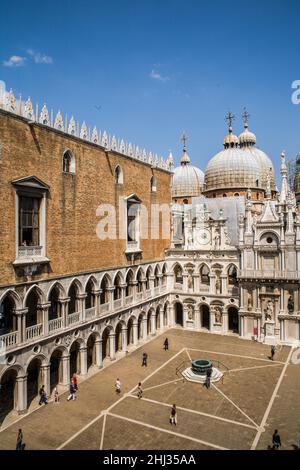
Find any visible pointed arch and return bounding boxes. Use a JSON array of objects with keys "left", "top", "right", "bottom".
[
  {"left": 62, "top": 149, "right": 76, "bottom": 174},
  {"left": 23, "top": 284, "right": 45, "bottom": 308},
  {"left": 114, "top": 165, "right": 124, "bottom": 185},
  {"left": 0, "top": 290, "right": 20, "bottom": 335},
  {"left": 125, "top": 269, "right": 134, "bottom": 297}
]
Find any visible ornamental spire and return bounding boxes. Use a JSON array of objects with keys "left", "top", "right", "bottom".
[{"left": 180, "top": 131, "right": 190, "bottom": 165}]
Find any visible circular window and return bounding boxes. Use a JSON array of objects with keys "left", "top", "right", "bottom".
[
  {"left": 33, "top": 345, "right": 41, "bottom": 354},
  {"left": 55, "top": 337, "right": 61, "bottom": 345},
  {"left": 230, "top": 298, "right": 235, "bottom": 303},
  {"left": 90, "top": 324, "right": 96, "bottom": 331},
  {"left": 7, "top": 355, "right": 15, "bottom": 365},
  {"left": 74, "top": 330, "right": 79, "bottom": 337},
  {"left": 201, "top": 296, "right": 206, "bottom": 301},
  {"left": 267, "top": 237, "right": 273, "bottom": 244}
]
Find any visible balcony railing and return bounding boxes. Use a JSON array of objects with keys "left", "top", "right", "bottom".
[
  {"left": 0, "top": 330, "right": 18, "bottom": 349},
  {"left": 154, "top": 286, "right": 160, "bottom": 296},
  {"left": 86, "top": 307, "right": 96, "bottom": 320},
  {"left": 238, "top": 270, "right": 300, "bottom": 280},
  {"left": 26, "top": 323, "right": 43, "bottom": 340},
  {"left": 67, "top": 311, "right": 80, "bottom": 326},
  {"left": 125, "top": 295, "right": 133, "bottom": 306},
  {"left": 18, "top": 245, "right": 42, "bottom": 258},
  {"left": 100, "top": 302, "right": 110, "bottom": 314},
  {"left": 114, "top": 299, "right": 122, "bottom": 310},
  {"left": 48, "top": 317, "right": 64, "bottom": 333},
  {"left": 135, "top": 291, "right": 143, "bottom": 302}
]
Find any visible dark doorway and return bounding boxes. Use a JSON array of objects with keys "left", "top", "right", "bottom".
[
  {"left": 201, "top": 305, "right": 210, "bottom": 329},
  {"left": 228, "top": 307, "right": 239, "bottom": 333},
  {"left": 175, "top": 303, "right": 183, "bottom": 326},
  {"left": 0, "top": 369, "right": 17, "bottom": 422},
  {"left": 70, "top": 342, "right": 81, "bottom": 378},
  {"left": 50, "top": 349, "right": 63, "bottom": 392}
]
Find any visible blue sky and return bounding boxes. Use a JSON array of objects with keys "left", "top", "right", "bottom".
[{"left": 1, "top": 0, "right": 300, "bottom": 181}]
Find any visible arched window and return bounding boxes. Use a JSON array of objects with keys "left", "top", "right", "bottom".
[
  {"left": 0, "top": 294, "right": 17, "bottom": 335},
  {"left": 174, "top": 265, "right": 183, "bottom": 284},
  {"left": 136, "top": 269, "right": 144, "bottom": 293},
  {"left": 115, "top": 165, "right": 123, "bottom": 185},
  {"left": 228, "top": 265, "right": 237, "bottom": 285},
  {"left": 100, "top": 276, "right": 109, "bottom": 304},
  {"left": 150, "top": 176, "right": 157, "bottom": 192},
  {"left": 200, "top": 265, "right": 210, "bottom": 285},
  {"left": 62, "top": 150, "right": 75, "bottom": 174},
  {"left": 125, "top": 270, "right": 134, "bottom": 297},
  {"left": 114, "top": 274, "right": 122, "bottom": 300},
  {"left": 234, "top": 193, "right": 239, "bottom": 197},
  {"left": 223, "top": 194, "right": 227, "bottom": 197},
  {"left": 183, "top": 199, "right": 189, "bottom": 204}
]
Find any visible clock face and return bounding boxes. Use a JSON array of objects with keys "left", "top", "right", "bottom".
[{"left": 196, "top": 228, "right": 211, "bottom": 245}]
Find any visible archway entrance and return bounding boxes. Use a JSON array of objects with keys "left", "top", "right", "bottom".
[
  {"left": 201, "top": 305, "right": 210, "bottom": 330},
  {"left": 27, "top": 358, "right": 42, "bottom": 407},
  {"left": 127, "top": 318, "right": 134, "bottom": 345},
  {"left": 102, "top": 328, "right": 110, "bottom": 360},
  {"left": 115, "top": 323, "right": 123, "bottom": 352},
  {"left": 138, "top": 314, "right": 143, "bottom": 340},
  {"left": 175, "top": 302, "right": 183, "bottom": 326},
  {"left": 70, "top": 341, "right": 81, "bottom": 378},
  {"left": 228, "top": 307, "right": 239, "bottom": 333},
  {"left": 0, "top": 369, "right": 18, "bottom": 422},
  {"left": 87, "top": 334, "right": 97, "bottom": 370},
  {"left": 50, "top": 349, "right": 63, "bottom": 392}
]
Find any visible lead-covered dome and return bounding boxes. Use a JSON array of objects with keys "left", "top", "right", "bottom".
[
  {"left": 204, "top": 146, "right": 261, "bottom": 192},
  {"left": 172, "top": 148, "right": 204, "bottom": 197},
  {"left": 239, "top": 122, "right": 275, "bottom": 189}
]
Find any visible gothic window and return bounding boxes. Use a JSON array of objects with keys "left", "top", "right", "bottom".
[
  {"left": 150, "top": 176, "right": 157, "bottom": 192},
  {"left": 234, "top": 193, "right": 240, "bottom": 197},
  {"left": 19, "top": 196, "right": 40, "bottom": 246},
  {"left": 115, "top": 165, "right": 123, "bottom": 185},
  {"left": 174, "top": 265, "right": 183, "bottom": 284},
  {"left": 62, "top": 150, "right": 75, "bottom": 174},
  {"left": 114, "top": 274, "right": 122, "bottom": 300},
  {"left": 200, "top": 265, "right": 210, "bottom": 285},
  {"left": 228, "top": 265, "right": 237, "bottom": 285}
]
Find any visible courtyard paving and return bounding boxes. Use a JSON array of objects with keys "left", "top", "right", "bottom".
[{"left": 0, "top": 328, "right": 299, "bottom": 451}]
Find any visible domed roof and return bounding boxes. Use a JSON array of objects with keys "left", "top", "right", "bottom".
[
  {"left": 204, "top": 147, "right": 261, "bottom": 192},
  {"left": 239, "top": 123, "right": 256, "bottom": 146},
  {"left": 172, "top": 148, "right": 204, "bottom": 197},
  {"left": 223, "top": 127, "right": 239, "bottom": 148}
]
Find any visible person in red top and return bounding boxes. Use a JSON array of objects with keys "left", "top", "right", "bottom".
[{"left": 72, "top": 373, "right": 78, "bottom": 391}]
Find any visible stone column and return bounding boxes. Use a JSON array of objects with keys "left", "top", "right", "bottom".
[
  {"left": 142, "top": 318, "right": 148, "bottom": 339},
  {"left": 120, "top": 284, "right": 127, "bottom": 307},
  {"left": 220, "top": 275, "right": 227, "bottom": 295},
  {"left": 149, "top": 275, "right": 155, "bottom": 294},
  {"left": 95, "top": 339, "right": 103, "bottom": 368},
  {"left": 280, "top": 287, "right": 285, "bottom": 314},
  {"left": 222, "top": 307, "right": 228, "bottom": 333},
  {"left": 122, "top": 327, "right": 128, "bottom": 352},
  {"left": 16, "top": 375, "right": 27, "bottom": 414},
  {"left": 183, "top": 305, "right": 188, "bottom": 328},
  {"left": 61, "top": 355, "right": 70, "bottom": 385},
  {"left": 168, "top": 304, "right": 175, "bottom": 327},
  {"left": 133, "top": 321, "right": 138, "bottom": 345},
  {"left": 183, "top": 273, "right": 189, "bottom": 292},
  {"left": 193, "top": 274, "right": 200, "bottom": 294},
  {"left": 209, "top": 274, "right": 216, "bottom": 295},
  {"left": 150, "top": 312, "right": 156, "bottom": 335},
  {"left": 94, "top": 289, "right": 102, "bottom": 316},
  {"left": 39, "top": 303, "right": 50, "bottom": 336},
  {"left": 159, "top": 309, "right": 164, "bottom": 330},
  {"left": 107, "top": 287, "right": 115, "bottom": 312},
  {"left": 194, "top": 307, "right": 200, "bottom": 330},
  {"left": 109, "top": 333, "right": 116, "bottom": 360},
  {"left": 15, "top": 308, "right": 27, "bottom": 343},
  {"left": 77, "top": 293, "right": 87, "bottom": 322},
  {"left": 240, "top": 315, "right": 244, "bottom": 338},
  {"left": 60, "top": 298, "right": 70, "bottom": 328},
  {"left": 41, "top": 364, "right": 51, "bottom": 396},
  {"left": 80, "top": 347, "right": 88, "bottom": 376}
]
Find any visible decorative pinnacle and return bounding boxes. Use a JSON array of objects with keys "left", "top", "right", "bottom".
[
  {"left": 181, "top": 131, "right": 188, "bottom": 150},
  {"left": 225, "top": 111, "right": 235, "bottom": 129},
  {"left": 242, "top": 107, "right": 250, "bottom": 125}
]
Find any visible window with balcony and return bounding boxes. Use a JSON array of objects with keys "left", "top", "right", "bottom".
[
  {"left": 125, "top": 195, "right": 142, "bottom": 254},
  {"left": 12, "top": 176, "right": 50, "bottom": 266}
]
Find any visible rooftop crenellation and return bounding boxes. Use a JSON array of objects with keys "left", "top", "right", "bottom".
[{"left": 0, "top": 87, "right": 173, "bottom": 172}]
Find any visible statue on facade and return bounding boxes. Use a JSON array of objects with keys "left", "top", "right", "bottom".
[
  {"left": 265, "top": 300, "right": 274, "bottom": 321},
  {"left": 247, "top": 292, "right": 253, "bottom": 311},
  {"left": 215, "top": 276, "right": 220, "bottom": 294},
  {"left": 246, "top": 188, "right": 252, "bottom": 200},
  {"left": 187, "top": 272, "right": 193, "bottom": 289},
  {"left": 214, "top": 307, "right": 222, "bottom": 324},
  {"left": 214, "top": 231, "right": 220, "bottom": 250},
  {"left": 288, "top": 295, "right": 294, "bottom": 314},
  {"left": 187, "top": 304, "right": 194, "bottom": 320}
]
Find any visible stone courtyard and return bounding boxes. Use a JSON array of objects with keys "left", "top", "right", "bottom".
[{"left": 0, "top": 328, "right": 299, "bottom": 451}]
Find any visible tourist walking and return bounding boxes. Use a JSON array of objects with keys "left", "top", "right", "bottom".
[
  {"left": 38, "top": 385, "right": 48, "bottom": 405},
  {"left": 72, "top": 373, "right": 78, "bottom": 391},
  {"left": 53, "top": 387, "right": 59, "bottom": 403},
  {"left": 272, "top": 429, "right": 281, "bottom": 449},
  {"left": 163, "top": 338, "right": 169, "bottom": 351},
  {"left": 205, "top": 368, "right": 212, "bottom": 389},
  {"left": 169, "top": 404, "right": 177, "bottom": 425},
  {"left": 137, "top": 382, "right": 143, "bottom": 399},
  {"left": 270, "top": 345, "right": 276, "bottom": 361},
  {"left": 16, "top": 429, "right": 23, "bottom": 450},
  {"left": 115, "top": 378, "right": 121, "bottom": 394},
  {"left": 67, "top": 382, "right": 76, "bottom": 401},
  {"left": 141, "top": 352, "right": 148, "bottom": 367}
]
